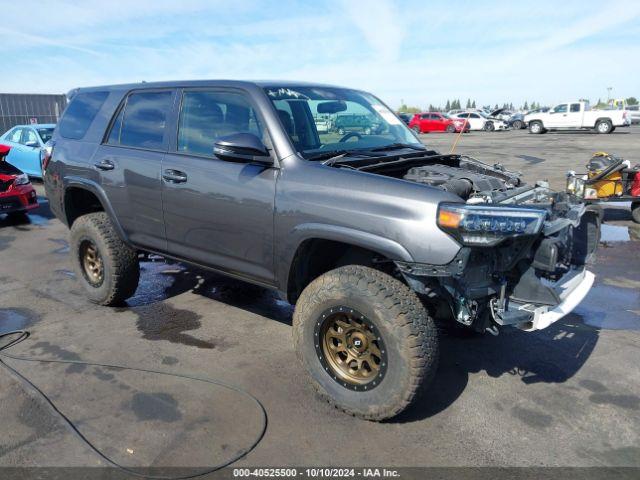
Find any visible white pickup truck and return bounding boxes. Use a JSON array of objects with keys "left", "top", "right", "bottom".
[{"left": 524, "top": 101, "right": 631, "bottom": 134}]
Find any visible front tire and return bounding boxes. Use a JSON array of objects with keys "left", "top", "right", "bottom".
[
  {"left": 70, "top": 212, "right": 140, "bottom": 306},
  {"left": 293, "top": 265, "right": 438, "bottom": 421},
  {"left": 511, "top": 120, "right": 523, "bottom": 130},
  {"left": 529, "top": 121, "right": 545, "bottom": 134},
  {"left": 484, "top": 121, "right": 495, "bottom": 132},
  {"left": 411, "top": 126, "right": 421, "bottom": 135}
]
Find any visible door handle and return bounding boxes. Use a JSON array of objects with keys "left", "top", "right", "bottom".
[
  {"left": 162, "top": 169, "right": 188, "bottom": 183},
  {"left": 94, "top": 159, "right": 115, "bottom": 171}
]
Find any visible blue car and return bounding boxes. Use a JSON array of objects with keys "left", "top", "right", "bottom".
[{"left": 0, "top": 123, "right": 55, "bottom": 178}]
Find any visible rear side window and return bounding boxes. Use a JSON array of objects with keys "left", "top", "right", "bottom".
[
  {"left": 59, "top": 91, "right": 109, "bottom": 139},
  {"left": 570, "top": 103, "right": 581, "bottom": 112},
  {"left": 107, "top": 91, "right": 173, "bottom": 149}
]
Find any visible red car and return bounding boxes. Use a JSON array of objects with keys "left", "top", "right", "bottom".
[
  {"left": 409, "top": 112, "right": 469, "bottom": 133},
  {"left": 0, "top": 144, "right": 38, "bottom": 218}
]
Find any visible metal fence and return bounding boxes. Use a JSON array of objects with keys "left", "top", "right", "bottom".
[{"left": 0, "top": 93, "right": 67, "bottom": 134}]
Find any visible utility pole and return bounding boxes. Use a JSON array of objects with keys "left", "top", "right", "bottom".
[{"left": 607, "top": 87, "right": 612, "bottom": 102}]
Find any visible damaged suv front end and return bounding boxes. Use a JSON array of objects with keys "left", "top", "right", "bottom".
[{"left": 392, "top": 155, "right": 599, "bottom": 333}]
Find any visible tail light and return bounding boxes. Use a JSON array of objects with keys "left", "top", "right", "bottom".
[{"left": 41, "top": 142, "right": 54, "bottom": 173}]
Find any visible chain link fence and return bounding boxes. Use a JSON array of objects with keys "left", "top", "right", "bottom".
[{"left": 0, "top": 93, "right": 67, "bottom": 134}]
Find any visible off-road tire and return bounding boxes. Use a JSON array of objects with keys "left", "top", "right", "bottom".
[
  {"left": 70, "top": 212, "right": 139, "bottom": 306},
  {"left": 595, "top": 119, "right": 612, "bottom": 134},
  {"left": 529, "top": 121, "right": 545, "bottom": 134},
  {"left": 632, "top": 202, "right": 640, "bottom": 224},
  {"left": 293, "top": 265, "right": 438, "bottom": 421}
]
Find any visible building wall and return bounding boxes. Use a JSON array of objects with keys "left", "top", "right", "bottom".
[{"left": 0, "top": 93, "right": 67, "bottom": 134}]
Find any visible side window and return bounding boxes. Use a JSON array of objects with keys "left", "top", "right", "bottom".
[
  {"left": 457, "top": 113, "right": 469, "bottom": 119},
  {"left": 177, "top": 90, "right": 264, "bottom": 157},
  {"left": 113, "top": 91, "right": 173, "bottom": 149},
  {"left": 59, "top": 91, "right": 109, "bottom": 139},
  {"left": 469, "top": 113, "right": 480, "bottom": 118},
  {"left": 570, "top": 103, "right": 581, "bottom": 112},
  {"left": 420, "top": 114, "right": 429, "bottom": 119},
  {"left": 8, "top": 128, "right": 23, "bottom": 143},
  {"left": 553, "top": 104, "right": 568, "bottom": 113},
  {"left": 21, "top": 129, "right": 38, "bottom": 145}
]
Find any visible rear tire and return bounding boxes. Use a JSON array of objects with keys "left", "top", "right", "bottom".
[
  {"left": 70, "top": 212, "right": 140, "bottom": 306},
  {"left": 632, "top": 202, "right": 640, "bottom": 224},
  {"left": 529, "top": 121, "right": 545, "bottom": 134},
  {"left": 484, "top": 121, "right": 495, "bottom": 132},
  {"left": 293, "top": 265, "right": 438, "bottom": 421},
  {"left": 595, "top": 119, "right": 612, "bottom": 134},
  {"left": 446, "top": 124, "right": 456, "bottom": 133},
  {"left": 511, "top": 120, "right": 523, "bottom": 130}
]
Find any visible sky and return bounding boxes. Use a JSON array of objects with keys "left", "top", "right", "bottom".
[{"left": 1, "top": 0, "right": 639, "bottom": 109}]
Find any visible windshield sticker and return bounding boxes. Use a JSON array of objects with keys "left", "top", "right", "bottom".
[
  {"left": 371, "top": 104, "right": 401, "bottom": 125},
  {"left": 266, "top": 88, "right": 310, "bottom": 100}
]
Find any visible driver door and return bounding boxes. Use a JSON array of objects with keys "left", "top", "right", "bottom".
[
  {"left": 547, "top": 104, "right": 568, "bottom": 127},
  {"left": 161, "top": 88, "right": 278, "bottom": 285}
]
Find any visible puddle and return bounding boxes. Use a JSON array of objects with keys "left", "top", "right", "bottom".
[
  {"left": 0, "top": 308, "right": 38, "bottom": 333},
  {"left": 576, "top": 284, "right": 640, "bottom": 330},
  {"left": 600, "top": 224, "right": 631, "bottom": 243}
]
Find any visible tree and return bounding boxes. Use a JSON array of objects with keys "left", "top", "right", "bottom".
[
  {"left": 471, "top": 100, "right": 476, "bottom": 108},
  {"left": 494, "top": 104, "right": 499, "bottom": 110},
  {"left": 445, "top": 100, "right": 451, "bottom": 111},
  {"left": 523, "top": 101, "right": 529, "bottom": 110},
  {"left": 466, "top": 98, "right": 471, "bottom": 108},
  {"left": 509, "top": 102, "right": 514, "bottom": 110},
  {"left": 626, "top": 97, "right": 639, "bottom": 106},
  {"left": 398, "top": 104, "right": 421, "bottom": 113}
]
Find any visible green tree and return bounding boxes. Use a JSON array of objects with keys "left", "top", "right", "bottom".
[
  {"left": 466, "top": 98, "right": 471, "bottom": 108},
  {"left": 471, "top": 100, "right": 476, "bottom": 108},
  {"left": 445, "top": 100, "right": 451, "bottom": 111},
  {"left": 398, "top": 104, "right": 421, "bottom": 113},
  {"left": 626, "top": 97, "right": 639, "bottom": 106},
  {"left": 523, "top": 101, "right": 529, "bottom": 110}
]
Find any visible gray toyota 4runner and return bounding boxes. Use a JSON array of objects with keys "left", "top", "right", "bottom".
[{"left": 44, "top": 81, "right": 599, "bottom": 420}]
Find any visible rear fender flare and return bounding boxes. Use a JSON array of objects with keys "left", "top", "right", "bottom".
[{"left": 62, "top": 176, "right": 128, "bottom": 243}]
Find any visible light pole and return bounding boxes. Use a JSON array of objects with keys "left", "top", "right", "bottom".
[{"left": 607, "top": 87, "right": 612, "bottom": 102}]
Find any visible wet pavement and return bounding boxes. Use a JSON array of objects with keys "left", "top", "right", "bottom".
[{"left": 0, "top": 127, "right": 639, "bottom": 470}]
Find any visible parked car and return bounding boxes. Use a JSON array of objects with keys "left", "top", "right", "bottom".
[
  {"left": 0, "top": 144, "right": 38, "bottom": 218},
  {"left": 626, "top": 105, "right": 640, "bottom": 124},
  {"left": 333, "top": 114, "right": 380, "bottom": 134},
  {"left": 408, "top": 112, "right": 470, "bottom": 133},
  {"left": 397, "top": 112, "right": 412, "bottom": 125},
  {"left": 490, "top": 108, "right": 526, "bottom": 129},
  {"left": 44, "top": 80, "right": 599, "bottom": 421},
  {"left": 450, "top": 112, "right": 508, "bottom": 131},
  {"left": 0, "top": 123, "right": 55, "bottom": 178},
  {"left": 524, "top": 101, "right": 631, "bottom": 134}
]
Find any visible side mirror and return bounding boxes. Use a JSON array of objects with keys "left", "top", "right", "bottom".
[
  {"left": 25, "top": 141, "right": 39, "bottom": 148},
  {"left": 213, "top": 133, "right": 272, "bottom": 164}
]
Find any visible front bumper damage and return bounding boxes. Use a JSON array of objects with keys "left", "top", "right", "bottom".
[{"left": 397, "top": 187, "right": 600, "bottom": 333}]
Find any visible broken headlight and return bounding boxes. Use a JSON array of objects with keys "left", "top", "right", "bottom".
[
  {"left": 437, "top": 203, "right": 547, "bottom": 246},
  {"left": 14, "top": 173, "right": 30, "bottom": 186}
]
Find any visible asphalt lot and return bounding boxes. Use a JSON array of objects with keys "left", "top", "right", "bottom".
[{"left": 0, "top": 126, "right": 639, "bottom": 472}]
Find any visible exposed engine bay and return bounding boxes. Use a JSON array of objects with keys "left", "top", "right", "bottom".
[{"left": 331, "top": 151, "right": 600, "bottom": 333}]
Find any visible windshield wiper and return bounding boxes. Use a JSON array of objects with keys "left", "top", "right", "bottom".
[
  {"left": 366, "top": 143, "right": 426, "bottom": 152},
  {"left": 305, "top": 149, "right": 379, "bottom": 164}
]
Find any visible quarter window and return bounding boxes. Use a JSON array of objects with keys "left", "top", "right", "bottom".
[
  {"left": 177, "top": 90, "right": 264, "bottom": 156},
  {"left": 59, "top": 91, "right": 109, "bottom": 140},
  {"left": 570, "top": 103, "right": 581, "bottom": 112}
]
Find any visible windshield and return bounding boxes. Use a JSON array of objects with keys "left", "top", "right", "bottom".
[
  {"left": 37, "top": 128, "right": 54, "bottom": 143},
  {"left": 264, "top": 86, "right": 422, "bottom": 159}
]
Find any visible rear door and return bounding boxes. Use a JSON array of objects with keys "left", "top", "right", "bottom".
[
  {"left": 161, "top": 88, "right": 278, "bottom": 284},
  {"left": 565, "top": 103, "right": 583, "bottom": 128},
  {"left": 94, "top": 89, "right": 176, "bottom": 251}
]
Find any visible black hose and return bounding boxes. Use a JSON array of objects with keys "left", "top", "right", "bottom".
[{"left": 0, "top": 330, "right": 268, "bottom": 479}]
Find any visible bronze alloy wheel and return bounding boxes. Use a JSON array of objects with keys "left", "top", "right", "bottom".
[
  {"left": 315, "top": 306, "right": 387, "bottom": 391},
  {"left": 80, "top": 239, "right": 104, "bottom": 287}
]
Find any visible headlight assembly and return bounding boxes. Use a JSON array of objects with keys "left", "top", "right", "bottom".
[
  {"left": 437, "top": 202, "right": 547, "bottom": 246},
  {"left": 14, "top": 173, "right": 30, "bottom": 186}
]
